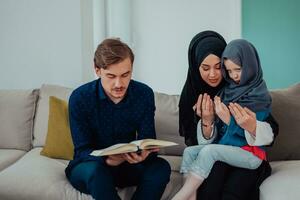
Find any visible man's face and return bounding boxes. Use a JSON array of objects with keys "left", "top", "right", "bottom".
[{"left": 95, "top": 57, "right": 132, "bottom": 103}]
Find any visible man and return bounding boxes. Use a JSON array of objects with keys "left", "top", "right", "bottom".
[{"left": 65, "top": 38, "right": 171, "bottom": 200}]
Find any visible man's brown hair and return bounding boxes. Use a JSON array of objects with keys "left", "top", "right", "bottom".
[{"left": 94, "top": 38, "right": 134, "bottom": 69}]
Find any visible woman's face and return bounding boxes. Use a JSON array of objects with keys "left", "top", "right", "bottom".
[{"left": 199, "top": 54, "right": 223, "bottom": 87}]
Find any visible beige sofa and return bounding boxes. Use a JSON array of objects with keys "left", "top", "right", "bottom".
[{"left": 0, "top": 83, "right": 299, "bottom": 200}]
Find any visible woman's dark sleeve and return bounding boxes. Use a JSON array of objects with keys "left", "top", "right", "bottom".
[{"left": 265, "top": 114, "right": 279, "bottom": 146}]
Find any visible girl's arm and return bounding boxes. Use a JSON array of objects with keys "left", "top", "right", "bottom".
[
  {"left": 229, "top": 103, "right": 278, "bottom": 146},
  {"left": 245, "top": 121, "right": 273, "bottom": 146},
  {"left": 245, "top": 114, "right": 278, "bottom": 146}
]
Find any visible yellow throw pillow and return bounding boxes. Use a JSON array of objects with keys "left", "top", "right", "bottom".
[{"left": 41, "top": 96, "right": 74, "bottom": 160}]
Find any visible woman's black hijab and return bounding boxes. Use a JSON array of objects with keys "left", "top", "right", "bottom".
[{"left": 179, "top": 31, "right": 227, "bottom": 146}]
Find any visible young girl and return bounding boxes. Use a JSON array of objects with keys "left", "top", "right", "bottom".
[{"left": 173, "top": 39, "right": 272, "bottom": 200}]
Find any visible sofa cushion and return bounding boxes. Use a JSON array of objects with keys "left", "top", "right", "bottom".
[
  {"left": 0, "top": 149, "right": 26, "bottom": 171},
  {"left": 0, "top": 148, "right": 93, "bottom": 200},
  {"left": 33, "top": 84, "right": 73, "bottom": 147},
  {"left": 260, "top": 160, "right": 300, "bottom": 200},
  {"left": 0, "top": 148, "right": 182, "bottom": 200},
  {"left": 159, "top": 155, "right": 182, "bottom": 172},
  {"left": 0, "top": 89, "right": 38, "bottom": 151},
  {"left": 267, "top": 83, "right": 300, "bottom": 161},
  {"left": 40, "top": 96, "right": 74, "bottom": 160},
  {"left": 111, "top": 171, "right": 183, "bottom": 200},
  {"left": 154, "top": 92, "right": 186, "bottom": 156}
]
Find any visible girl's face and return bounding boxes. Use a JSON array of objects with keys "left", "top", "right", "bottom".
[
  {"left": 199, "top": 54, "right": 223, "bottom": 87},
  {"left": 224, "top": 59, "right": 242, "bottom": 84}
]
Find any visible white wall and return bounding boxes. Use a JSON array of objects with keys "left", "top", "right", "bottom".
[
  {"left": 0, "top": 0, "right": 241, "bottom": 94},
  {"left": 130, "top": 0, "right": 241, "bottom": 94},
  {"left": 0, "top": 0, "right": 93, "bottom": 89}
]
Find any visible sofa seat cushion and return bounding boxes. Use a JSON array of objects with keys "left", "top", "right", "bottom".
[
  {"left": 260, "top": 160, "right": 300, "bottom": 200},
  {"left": 159, "top": 155, "right": 182, "bottom": 172},
  {"left": 0, "top": 148, "right": 92, "bottom": 200},
  {"left": 0, "top": 149, "right": 26, "bottom": 171},
  {"left": 0, "top": 148, "right": 183, "bottom": 200}
]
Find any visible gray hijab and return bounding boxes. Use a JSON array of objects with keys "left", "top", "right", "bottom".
[{"left": 220, "top": 39, "right": 271, "bottom": 112}]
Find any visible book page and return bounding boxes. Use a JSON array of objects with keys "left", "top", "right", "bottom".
[
  {"left": 139, "top": 139, "right": 178, "bottom": 150},
  {"left": 90, "top": 139, "right": 178, "bottom": 156},
  {"left": 90, "top": 143, "right": 138, "bottom": 156},
  {"left": 130, "top": 139, "right": 143, "bottom": 146}
]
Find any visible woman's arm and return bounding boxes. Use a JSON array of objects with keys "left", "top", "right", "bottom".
[
  {"left": 263, "top": 114, "right": 279, "bottom": 146},
  {"left": 195, "top": 93, "right": 217, "bottom": 143},
  {"left": 196, "top": 120, "right": 217, "bottom": 144}
]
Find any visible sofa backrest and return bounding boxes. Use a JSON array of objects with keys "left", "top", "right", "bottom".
[
  {"left": 267, "top": 83, "right": 300, "bottom": 161},
  {"left": 31, "top": 82, "right": 300, "bottom": 160},
  {"left": 0, "top": 89, "right": 38, "bottom": 151},
  {"left": 154, "top": 92, "right": 186, "bottom": 156},
  {"left": 154, "top": 83, "right": 300, "bottom": 160},
  {"left": 31, "top": 84, "right": 186, "bottom": 155}
]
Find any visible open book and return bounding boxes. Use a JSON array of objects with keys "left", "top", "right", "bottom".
[{"left": 90, "top": 139, "right": 178, "bottom": 156}]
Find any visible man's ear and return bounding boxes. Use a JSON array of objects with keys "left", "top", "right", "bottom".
[{"left": 94, "top": 64, "right": 101, "bottom": 77}]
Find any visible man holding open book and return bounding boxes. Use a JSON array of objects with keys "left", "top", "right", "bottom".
[{"left": 65, "top": 38, "right": 171, "bottom": 200}]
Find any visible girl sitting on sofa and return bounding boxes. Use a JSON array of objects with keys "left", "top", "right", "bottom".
[{"left": 174, "top": 39, "right": 272, "bottom": 200}]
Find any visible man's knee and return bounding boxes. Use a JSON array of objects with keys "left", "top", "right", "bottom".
[
  {"left": 145, "top": 157, "right": 171, "bottom": 184},
  {"left": 69, "top": 160, "right": 111, "bottom": 192},
  {"left": 82, "top": 160, "right": 107, "bottom": 178},
  {"left": 158, "top": 157, "right": 171, "bottom": 178}
]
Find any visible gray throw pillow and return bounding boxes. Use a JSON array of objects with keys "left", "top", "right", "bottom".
[{"left": 0, "top": 89, "right": 38, "bottom": 151}]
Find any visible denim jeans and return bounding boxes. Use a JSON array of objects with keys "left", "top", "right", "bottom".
[
  {"left": 68, "top": 156, "right": 171, "bottom": 200},
  {"left": 180, "top": 144, "right": 262, "bottom": 178}
]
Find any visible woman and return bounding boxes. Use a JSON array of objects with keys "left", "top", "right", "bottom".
[{"left": 179, "top": 31, "right": 278, "bottom": 200}]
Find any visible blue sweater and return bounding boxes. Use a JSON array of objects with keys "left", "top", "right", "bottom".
[{"left": 65, "top": 79, "right": 156, "bottom": 177}]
